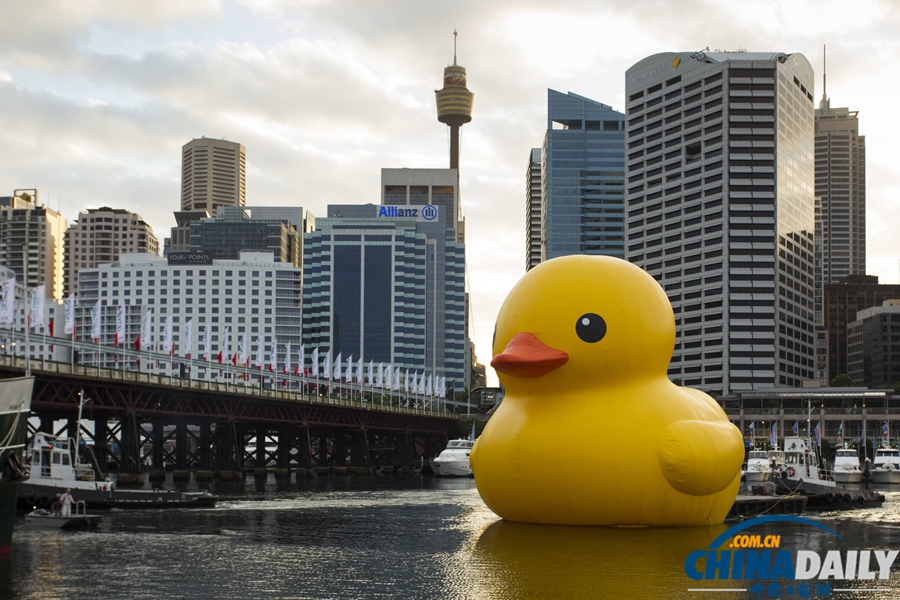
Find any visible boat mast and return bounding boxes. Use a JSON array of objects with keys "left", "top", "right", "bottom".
[{"left": 74, "top": 389, "right": 87, "bottom": 466}]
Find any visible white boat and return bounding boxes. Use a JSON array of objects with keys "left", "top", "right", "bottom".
[
  {"left": 832, "top": 447, "right": 863, "bottom": 484},
  {"left": 871, "top": 446, "right": 900, "bottom": 484},
  {"left": 430, "top": 439, "right": 473, "bottom": 477},
  {"left": 744, "top": 450, "right": 773, "bottom": 483}
]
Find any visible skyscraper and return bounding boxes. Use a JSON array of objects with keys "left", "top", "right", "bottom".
[
  {"left": 525, "top": 148, "right": 542, "bottom": 271},
  {"left": 625, "top": 51, "right": 816, "bottom": 393},
  {"left": 541, "top": 90, "right": 625, "bottom": 262},
  {"left": 180, "top": 137, "right": 246, "bottom": 212},
  {"left": 0, "top": 190, "right": 67, "bottom": 299},
  {"left": 813, "top": 78, "right": 866, "bottom": 383},
  {"left": 64, "top": 207, "right": 159, "bottom": 296}
]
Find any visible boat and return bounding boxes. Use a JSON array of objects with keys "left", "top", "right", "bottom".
[
  {"left": 25, "top": 502, "right": 101, "bottom": 529},
  {"left": 744, "top": 450, "right": 773, "bottom": 483},
  {"left": 0, "top": 376, "right": 35, "bottom": 557},
  {"left": 18, "top": 430, "right": 219, "bottom": 510},
  {"left": 430, "top": 439, "right": 474, "bottom": 477},
  {"left": 870, "top": 445, "right": 900, "bottom": 484},
  {"left": 832, "top": 446, "right": 863, "bottom": 484}
]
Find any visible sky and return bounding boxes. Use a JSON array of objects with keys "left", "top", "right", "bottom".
[{"left": 1, "top": 0, "right": 898, "bottom": 386}]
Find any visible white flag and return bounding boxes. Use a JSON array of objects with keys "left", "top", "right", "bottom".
[
  {"left": 0, "top": 277, "right": 15, "bottom": 325},
  {"left": 239, "top": 334, "right": 248, "bottom": 365},
  {"left": 114, "top": 304, "right": 125, "bottom": 347},
  {"left": 367, "top": 360, "right": 374, "bottom": 386},
  {"left": 426, "top": 374, "right": 433, "bottom": 396},
  {"left": 357, "top": 357, "right": 363, "bottom": 384},
  {"left": 334, "top": 352, "right": 342, "bottom": 381},
  {"left": 405, "top": 369, "right": 410, "bottom": 393},
  {"left": 141, "top": 309, "right": 153, "bottom": 349},
  {"left": 284, "top": 341, "right": 291, "bottom": 375},
  {"left": 30, "top": 285, "right": 45, "bottom": 329},
  {"left": 345, "top": 355, "right": 352, "bottom": 383},
  {"left": 90, "top": 300, "right": 102, "bottom": 342},
  {"left": 418, "top": 371, "right": 425, "bottom": 395},
  {"left": 394, "top": 367, "right": 400, "bottom": 391},
  {"left": 202, "top": 322, "right": 210, "bottom": 360},
  {"left": 269, "top": 336, "right": 277, "bottom": 372},
  {"left": 297, "top": 345, "right": 304, "bottom": 376},
  {"left": 64, "top": 292, "right": 75, "bottom": 335},
  {"left": 324, "top": 350, "right": 332, "bottom": 380},
  {"left": 219, "top": 327, "right": 230, "bottom": 364},
  {"left": 183, "top": 319, "right": 193, "bottom": 358},
  {"left": 384, "top": 363, "right": 391, "bottom": 389},
  {"left": 311, "top": 347, "right": 319, "bottom": 377},
  {"left": 162, "top": 315, "right": 174, "bottom": 354},
  {"left": 376, "top": 362, "right": 383, "bottom": 387},
  {"left": 255, "top": 336, "right": 264, "bottom": 369},
  {"left": 440, "top": 376, "right": 446, "bottom": 398}
]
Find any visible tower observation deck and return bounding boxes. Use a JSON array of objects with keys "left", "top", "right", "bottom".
[{"left": 435, "top": 31, "right": 474, "bottom": 170}]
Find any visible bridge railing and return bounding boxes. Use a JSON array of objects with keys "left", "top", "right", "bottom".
[{"left": 0, "top": 330, "right": 460, "bottom": 418}]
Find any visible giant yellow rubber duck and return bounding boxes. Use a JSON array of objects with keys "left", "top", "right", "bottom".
[{"left": 471, "top": 255, "right": 744, "bottom": 526}]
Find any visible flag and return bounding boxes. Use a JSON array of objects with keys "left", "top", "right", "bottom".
[
  {"left": 324, "top": 350, "right": 332, "bottom": 380},
  {"left": 218, "top": 327, "right": 230, "bottom": 364},
  {"left": 345, "top": 355, "right": 352, "bottom": 383},
  {"left": 202, "top": 323, "right": 211, "bottom": 360},
  {"left": 469, "top": 422, "right": 476, "bottom": 442},
  {"left": 837, "top": 422, "right": 843, "bottom": 447},
  {"left": 0, "top": 277, "right": 14, "bottom": 325},
  {"left": 284, "top": 341, "right": 291, "bottom": 375},
  {"left": 367, "top": 360, "right": 374, "bottom": 386},
  {"left": 748, "top": 421, "right": 755, "bottom": 446},
  {"left": 64, "top": 292, "right": 75, "bottom": 335},
  {"left": 30, "top": 285, "right": 45, "bottom": 329},
  {"left": 357, "top": 357, "right": 363, "bottom": 385},
  {"left": 162, "top": 315, "right": 174, "bottom": 354},
  {"left": 334, "top": 352, "right": 342, "bottom": 380},
  {"left": 814, "top": 423, "right": 821, "bottom": 447},
  {"left": 239, "top": 334, "right": 248, "bottom": 366},
  {"left": 418, "top": 371, "right": 425, "bottom": 395},
  {"left": 311, "top": 347, "right": 319, "bottom": 377},
  {"left": 297, "top": 345, "right": 304, "bottom": 376},
  {"left": 393, "top": 367, "right": 400, "bottom": 391},
  {"left": 255, "top": 336, "right": 264, "bottom": 369},
  {"left": 183, "top": 319, "right": 193, "bottom": 358},
  {"left": 883, "top": 422, "right": 890, "bottom": 445},
  {"left": 269, "top": 337, "right": 277, "bottom": 372},
  {"left": 770, "top": 422, "right": 777, "bottom": 447},
  {"left": 90, "top": 300, "right": 102, "bottom": 342},
  {"left": 792, "top": 421, "right": 799, "bottom": 437},
  {"left": 440, "top": 376, "right": 446, "bottom": 398},
  {"left": 114, "top": 304, "right": 125, "bottom": 347},
  {"left": 376, "top": 362, "right": 383, "bottom": 387},
  {"left": 141, "top": 309, "right": 153, "bottom": 349},
  {"left": 405, "top": 369, "right": 410, "bottom": 393}
]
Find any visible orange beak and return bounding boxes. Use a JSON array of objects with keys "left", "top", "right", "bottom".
[{"left": 491, "top": 332, "right": 569, "bottom": 378}]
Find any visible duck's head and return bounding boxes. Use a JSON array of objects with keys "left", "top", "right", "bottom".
[{"left": 491, "top": 255, "right": 674, "bottom": 395}]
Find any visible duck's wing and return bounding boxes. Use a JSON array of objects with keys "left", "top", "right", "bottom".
[{"left": 657, "top": 420, "right": 744, "bottom": 496}]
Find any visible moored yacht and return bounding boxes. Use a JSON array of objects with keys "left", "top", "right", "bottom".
[
  {"left": 430, "top": 439, "right": 473, "bottom": 477},
  {"left": 832, "top": 447, "right": 863, "bottom": 484},
  {"left": 744, "top": 450, "right": 773, "bottom": 483},
  {"left": 871, "top": 446, "right": 900, "bottom": 484}
]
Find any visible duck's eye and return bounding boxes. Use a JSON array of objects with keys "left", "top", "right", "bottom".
[{"left": 575, "top": 313, "right": 606, "bottom": 343}]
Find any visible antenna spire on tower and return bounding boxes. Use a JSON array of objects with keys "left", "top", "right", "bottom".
[
  {"left": 453, "top": 29, "right": 458, "bottom": 65},
  {"left": 822, "top": 44, "right": 828, "bottom": 109}
]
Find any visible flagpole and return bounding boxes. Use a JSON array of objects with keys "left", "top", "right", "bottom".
[{"left": 23, "top": 285, "right": 30, "bottom": 376}]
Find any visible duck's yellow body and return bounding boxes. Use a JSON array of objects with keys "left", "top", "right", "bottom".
[{"left": 472, "top": 255, "right": 743, "bottom": 526}]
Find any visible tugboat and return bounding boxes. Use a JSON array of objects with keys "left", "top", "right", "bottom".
[
  {"left": 0, "top": 376, "right": 35, "bottom": 556},
  {"left": 19, "top": 390, "right": 217, "bottom": 510}
]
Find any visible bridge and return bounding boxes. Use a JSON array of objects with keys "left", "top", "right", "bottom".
[{"left": 4, "top": 331, "right": 464, "bottom": 480}]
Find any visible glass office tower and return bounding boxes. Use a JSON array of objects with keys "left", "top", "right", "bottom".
[{"left": 541, "top": 90, "right": 626, "bottom": 261}]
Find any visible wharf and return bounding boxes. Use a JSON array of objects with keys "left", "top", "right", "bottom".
[{"left": 727, "top": 494, "right": 808, "bottom": 519}]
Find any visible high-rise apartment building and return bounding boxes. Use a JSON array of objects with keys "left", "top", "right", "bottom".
[
  {"left": 813, "top": 93, "right": 866, "bottom": 383},
  {"left": 541, "top": 90, "right": 625, "bottom": 262},
  {"left": 64, "top": 207, "right": 159, "bottom": 296},
  {"left": 625, "top": 51, "right": 817, "bottom": 394},
  {"left": 525, "top": 148, "right": 542, "bottom": 271},
  {"left": 0, "top": 191, "right": 67, "bottom": 299}
]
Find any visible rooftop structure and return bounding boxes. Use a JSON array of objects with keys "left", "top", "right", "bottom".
[{"left": 434, "top": 31, "right": 474, "bottom": 170}]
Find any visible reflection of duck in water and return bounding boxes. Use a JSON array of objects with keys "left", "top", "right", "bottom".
[
  {"left": 472, "top": 520, "right": 727, "bottom": 599},
  {"left": 471, "top": 255, "right": 744, "bottom": 526}
]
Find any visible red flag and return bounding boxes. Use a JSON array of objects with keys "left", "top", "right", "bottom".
[
  {"left": 232, "top": 353, "right": 237, "bottom": 366},
  {"left": 283, "top": 364, "right": 287, "bottom": 375},
  {"left": 134, "top": 336, "right": 141, "bottom": 350},
  {"left": 268, "top": 363, "right": 274, "bottom": 372},
  {"left": 217, "top": 350, "right": 223, "bottom": 364},
  {"left": 48, "top": 318, "right": 54, "bottom": 352},
  {"left": 294, "top": 365, "right": 299, "bottom": 376}
]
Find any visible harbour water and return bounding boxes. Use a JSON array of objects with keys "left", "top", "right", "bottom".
[{"left": 4, "top": 475, "right": 900, "bottom": 599}]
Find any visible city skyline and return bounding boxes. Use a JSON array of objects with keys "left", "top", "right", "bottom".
[{"left": 1, "top": 1, "right": 898, "bottom": 386}]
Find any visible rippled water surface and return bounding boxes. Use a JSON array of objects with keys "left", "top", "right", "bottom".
[{"left": 4, "top": 476, "right": 900, "bottom": 599}]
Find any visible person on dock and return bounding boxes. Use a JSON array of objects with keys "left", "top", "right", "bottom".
[{"left": 60, "top": 489, "right": 74, "bottom": 517}]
